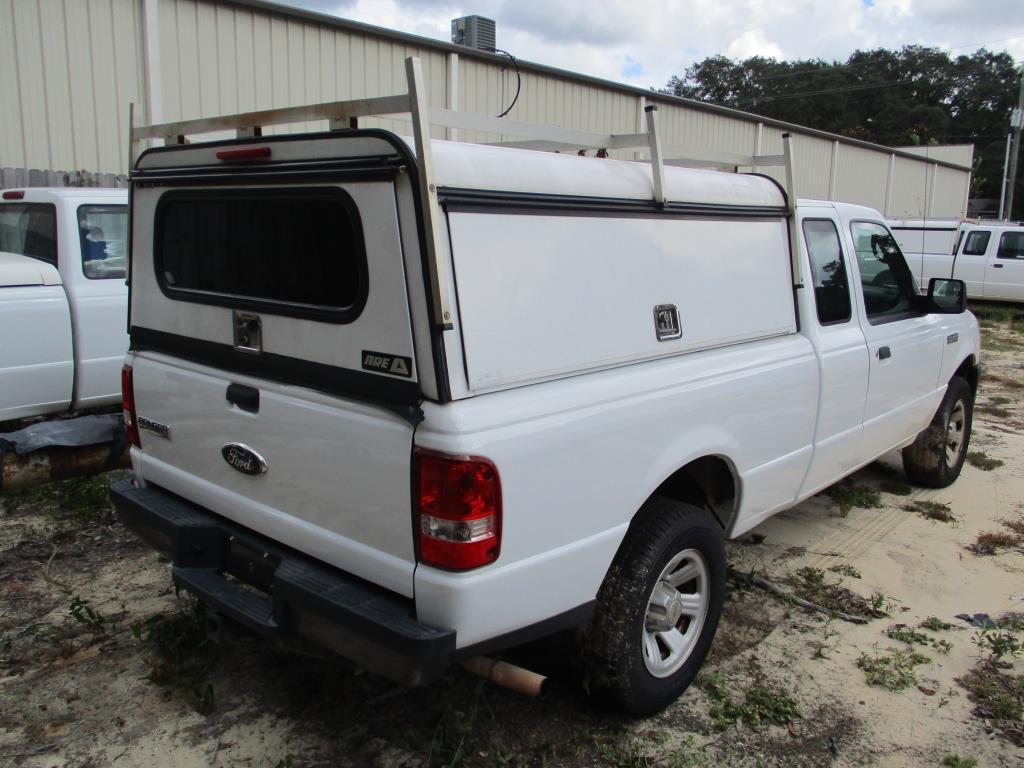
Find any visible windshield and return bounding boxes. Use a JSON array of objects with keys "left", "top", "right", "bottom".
[
  {"left": 78, "top": 205, "right": 128, "bottom": 279},
  {"left": 0, "top": 203, "right": 57, "bottom": 264}
]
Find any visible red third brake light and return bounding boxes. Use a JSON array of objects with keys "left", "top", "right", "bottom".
[
  {"left": 122, "top": 365, "right": 140, "bottom": 448},
  {"left": 414, "top": 448, "right": 502, "bottom": 571},
  {"left": 215, "top": 146, "right": 272, "bottom": 161}
]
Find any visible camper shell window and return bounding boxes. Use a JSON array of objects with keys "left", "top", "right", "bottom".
[{"left": 154, "top": 188, "right": 368, "bottom": 323}]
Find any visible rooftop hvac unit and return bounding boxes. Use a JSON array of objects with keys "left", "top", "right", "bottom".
[{"left": 451, "top": 15, "right": 496, "bottom": 53}]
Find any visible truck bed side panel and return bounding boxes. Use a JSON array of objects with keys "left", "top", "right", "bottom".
[{"left": 414, "top": 335, "right": 817, "bottom": 647}]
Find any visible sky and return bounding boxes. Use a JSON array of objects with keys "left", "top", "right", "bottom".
[{"left": 281, "top": 0, "right": 1024, "bottom": 92}]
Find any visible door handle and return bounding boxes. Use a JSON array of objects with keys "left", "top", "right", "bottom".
[
  {"left": 877, "top": 346, "right": 891, "bottom": 360},
  {"left": 992, "top": 263, "right": 1003, "bottom": 269},
  {"left": 226, "top": 383, "right": 259, "bottom": 413}
]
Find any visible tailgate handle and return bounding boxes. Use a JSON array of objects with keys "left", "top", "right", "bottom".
[{"left": 226, "top": 383, "right": 260, "bottom": 413}]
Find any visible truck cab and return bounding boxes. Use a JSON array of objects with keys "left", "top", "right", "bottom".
[
  {"left": 0, "top": 188, "right": 128, "bottom": 422},
  {"left": 952, "top": 222, "right": 1024, "bottom": 301}
]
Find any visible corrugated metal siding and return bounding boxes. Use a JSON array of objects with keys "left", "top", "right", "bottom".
[
  {"left": 889, "top": 156, "right": 931, "bottom": 218},
  {"left": 0, "top": 0, "right": 145, "bottom": 175},
  {"left": 834, "top": 147, "right": 890, "bottom": 213},
  {"left": 1, "top": 0, "right": 973, "bottom": 217}
]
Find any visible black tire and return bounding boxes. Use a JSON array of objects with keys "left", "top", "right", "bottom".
[
  {"left": 576, "top": 497, "right": 726, "bottom": 717},
  {"left": 902, "top": 376, "right": 974, "bottom": 488}
]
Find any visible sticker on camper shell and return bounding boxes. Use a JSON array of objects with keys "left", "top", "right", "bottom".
[{"left": 362, "top": 350, "right": 413, "bottom": 378}]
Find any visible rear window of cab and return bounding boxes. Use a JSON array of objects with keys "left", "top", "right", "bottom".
[{"left": 155, "top": 187, "right": 368, "bottom": 323}]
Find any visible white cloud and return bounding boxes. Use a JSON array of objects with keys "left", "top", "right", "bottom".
[
  {"left": 725, "top": 29, "right": 785, "bottom": 60},
  {"left": 279, "top": 0, "right": 1023, "bottom": 91}
]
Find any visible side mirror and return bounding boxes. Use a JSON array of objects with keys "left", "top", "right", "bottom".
[{"left": 927, "top": 278, "right": 966, "bottom": 314}]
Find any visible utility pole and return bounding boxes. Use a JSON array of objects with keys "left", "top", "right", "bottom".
[{"left": 1006, "top": 68, "right": 1024, "bottom": 220}]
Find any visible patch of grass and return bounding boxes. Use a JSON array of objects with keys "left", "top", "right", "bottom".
[
  {"left": 789, "top": 566, "right": 886, "bottom": 619},
  {"left": 828, "top": 563, "right": 861, "bottom": 579},
  {"left": 825, "top": 482, "right": 883, "bottom": 517},
  {"left": 856, "top": 648, "right": 930, "bottom": 691},
  {"left": 986, "top": 372, "right": 1024, "bottom": 391},
  {"left": 709, "top": 684, "right": 801, "bottom": 731},
  {"left": 4, "top": 470, "right": 126, "bottom": 536},
  {"left": 920, "top": 616, "right": 955, "bottom": 632},
  {"left": 980, "top": 404, "right": 1012, "bottom": 418},
  {"left": 132, "top": 598, "right": 218, "bottom": 714},
  {"left": 942, "top": 755, "right": 978, "bottom": 768},
  {"left": 879, "top": 479, "right": 913, "bottom": 496},
  {"left": 957, "top": 661, "right": 1023, "bottom": 745},
  {"left": 970, "top": 529, "right": 1022, "bottom": 555},
  {"left": 988, "top": 395, "right": 1013, "bottom": 406},
  {"left": 885, "top": 625, "right": 930, "bottom": 646},
  {"left": 1000, "top": 516, "right": 1024, "bottom": 537},
  {"left": 902, "top": 500, "right": 957, "bottom": 524},
  {"left": 967, "top": 451, "right": 1004, "bottom": 471}
]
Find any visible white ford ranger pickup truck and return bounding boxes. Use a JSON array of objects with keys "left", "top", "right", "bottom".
[
  {"left": 0, "top": 188, "right": 128, "bottom": 424},
  {"left": 111, "top": 109, "right": 980, "bottom": 716}
]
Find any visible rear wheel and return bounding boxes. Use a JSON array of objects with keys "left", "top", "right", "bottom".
[
  {"left": 577, "top": 497, "right": 726, "bottom": 716},
  {"left": 902, "top": 376, "right": 973, "bottom": 488}
]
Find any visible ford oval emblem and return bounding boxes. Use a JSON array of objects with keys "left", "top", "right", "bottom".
[{"left": 221, "top": 443, "right": 267, "bottom": 476}]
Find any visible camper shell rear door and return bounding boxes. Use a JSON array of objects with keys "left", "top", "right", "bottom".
[{"left": 127, "top": 132, "right": 434, "bottom": 597}]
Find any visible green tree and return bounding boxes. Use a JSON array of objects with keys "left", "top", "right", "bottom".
[{"left": 664, "top": 47, "right": 1021, "bottom": 216}]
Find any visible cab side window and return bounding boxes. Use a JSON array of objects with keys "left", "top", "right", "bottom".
[
  {"left": 803, "top": 219, "right": 851, "bottom": 325},
  {"left": 962, "top": 231, "right": 991, "bottom": 256},
  {"left": 850, "top": 221, "right": 917, "bottom": 322},
  {"left": 997, "top": 232, "right": 1024, "bottom": 260}
]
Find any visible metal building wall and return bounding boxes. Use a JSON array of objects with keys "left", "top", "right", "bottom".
[
  {"left": 1, "top": 0, "right": 974, "bottom": 219},
  {"left": 0, "top": 0, "right": 145, "bottom": 177}
]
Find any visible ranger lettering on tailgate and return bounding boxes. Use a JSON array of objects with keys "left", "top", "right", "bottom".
[{"left": 362, "top": 350, "right": 413, "bottom": 378}]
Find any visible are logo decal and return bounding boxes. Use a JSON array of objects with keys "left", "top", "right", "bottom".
[
  {"left": 221, "top": 443, "right": 268, "bottom": 476},
  {"left": 362, "top": 350, "right": 413, "bottom": 378}
]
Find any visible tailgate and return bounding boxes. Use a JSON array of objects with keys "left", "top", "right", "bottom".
[{"left": 128, "top": 134, "right": 422, "bottom": 596}]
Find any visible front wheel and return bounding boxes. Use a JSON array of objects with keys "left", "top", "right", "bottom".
[
  {"left": 902, "top": 375, "right": 974, "bottom": 488},
  {"left": 577, "top": 497, "right": 726, "bottom": 716}
]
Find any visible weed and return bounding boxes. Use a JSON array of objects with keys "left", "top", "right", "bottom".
[
  {"left": 879, "top": 480, "right": 913, "bottom": 496},
  {"left": 856, "top": 648, "right": 930, "bottom": 690},
  {"left": 789, "top": 567, "right": 886, "bottom": 619},
  {"left": 967, "top": 451, "right": 1004, "bottom": 471},
  {"left": 709, "top": 684, "right": 801, "bottom": 731},
  {"left": 970, "top": 530, "right": 1022, "bottom": 555},
  {"left": 825, "top": 482, "right": 883, "bottom": 517},
  {"left": 988, "top": 395, "right": 1013, "bottom": 406},
  {"left": 920, "top": 616, "right": 955, "bottom": 632},
  {"left": 974, "top": 626, "right": 1022, "bottom": 660},
  {"left": 133, "top": 598, "right": 218, "bottom": 714},
  {"left": 1000, "top": 516, "right": 1024, "bottom": 537},
  {"left": 828, "top": 563, "right": 862, "bottom": 579},
  {"left": 67, "top": 595, "right": 107, "bottom": 633},
  {"left": 942, "top": 755, "right": 978, "bottom": 768},
  {"left": 957, "top": 660, "right": 1023, "bottom": 745},
  {"left": 812, "top": 618, "right": 839, "bottom": 659},
  {"left": 273, "top": 757, "right": 294, "bottom": 768},
  {"left": 902, "top": 500, "right": 957, "bottom": 524}
]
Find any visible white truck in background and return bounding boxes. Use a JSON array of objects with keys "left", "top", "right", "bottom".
[
  {"left": 891, "top": 218, "right": 1024, "bottom": 302},
  {"left": 0, "top": 188, "right": 129, "bottom": 425},
  {"left": 110, "top": 63, "right": 981, "bottom": 716}
]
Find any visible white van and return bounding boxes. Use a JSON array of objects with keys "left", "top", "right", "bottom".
[{"left": 891, "top": 218, "right": 1024, "bottom": 301}]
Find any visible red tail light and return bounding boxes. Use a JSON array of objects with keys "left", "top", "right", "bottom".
[
  {"left": 122, "top": 365, "right": 141, "bottom": 448},
  {"left": 414, "top": 448, "right": 501, "bottom": 571}
]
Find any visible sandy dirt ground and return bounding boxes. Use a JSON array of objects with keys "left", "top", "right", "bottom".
[{"left": 2, "top": 303, "right": 1023, "bottom": 768}]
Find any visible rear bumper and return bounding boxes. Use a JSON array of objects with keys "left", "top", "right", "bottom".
[{"left": 110, "top": 478, "right": 455, "bottom": 685}]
